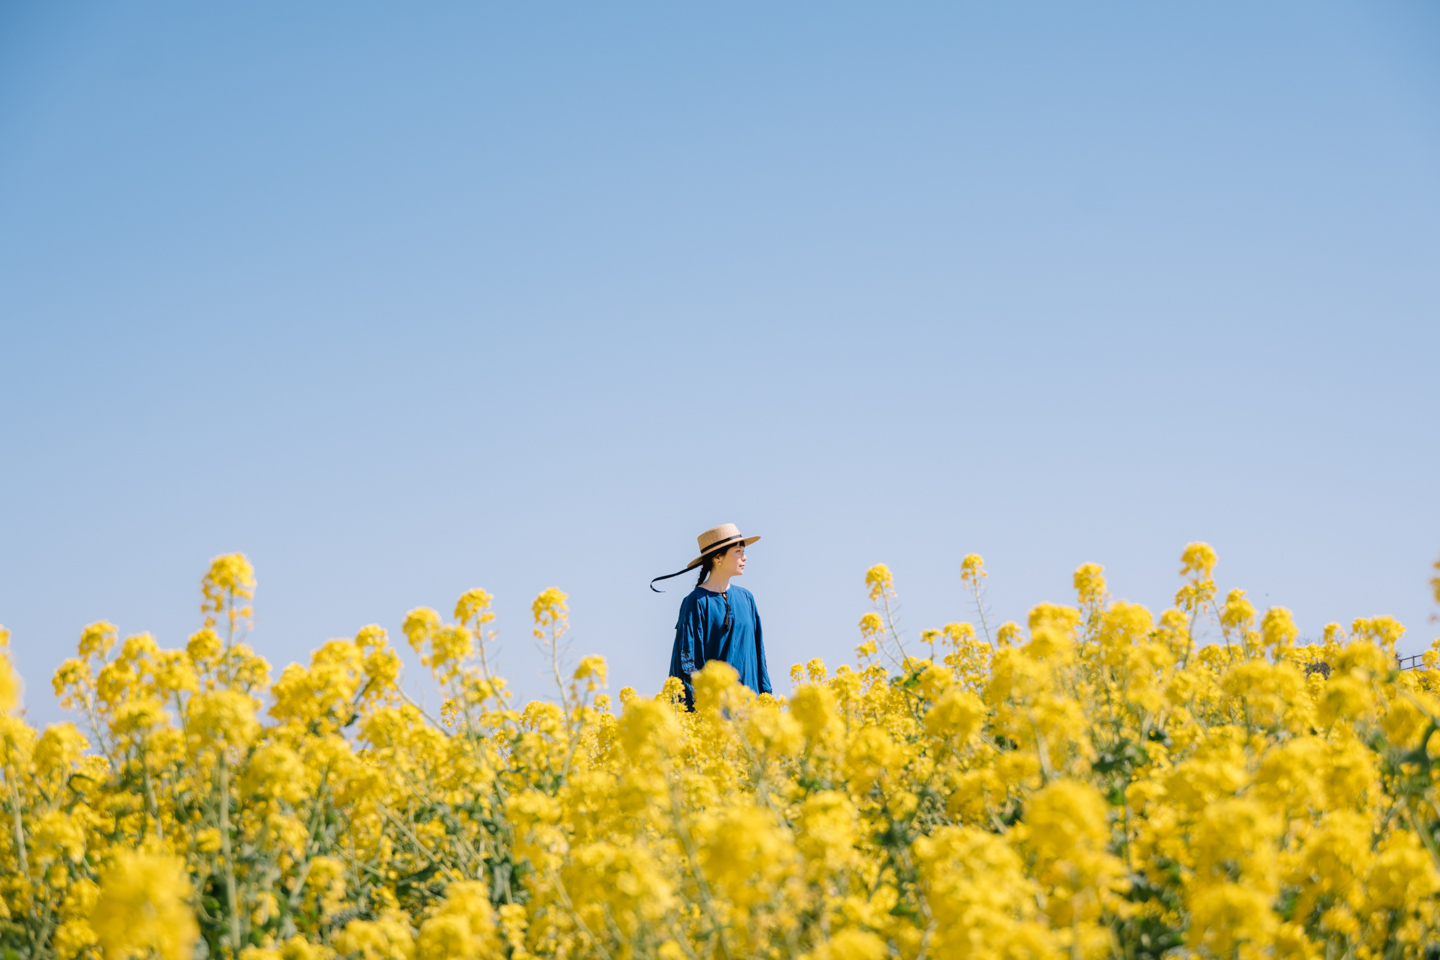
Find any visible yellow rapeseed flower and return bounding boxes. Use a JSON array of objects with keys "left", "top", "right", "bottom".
[
  {"left": 2, "top": 547, "right": 1438, "bottom": 960},
  {"left": 91, "top": 852, "right": 197, "bottom": 960},
  {"left": 864, "top": 564, "right": 894, "bottom": 602}
]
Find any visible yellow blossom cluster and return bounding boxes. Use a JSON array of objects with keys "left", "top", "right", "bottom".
[{"left": 3, "top": 547, "right": 1440, "bottom": 960}]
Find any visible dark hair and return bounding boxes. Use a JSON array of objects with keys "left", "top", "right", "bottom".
[{"left": 696, "top": 544, "right": 736, "bottom": 587}]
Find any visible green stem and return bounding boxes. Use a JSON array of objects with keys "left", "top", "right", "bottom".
[
  {"left": 219, "top": 752, "right": 242, "bottom": 951},
  {"left": 7, "top": 771, "right": 29, "bottom": 894}
]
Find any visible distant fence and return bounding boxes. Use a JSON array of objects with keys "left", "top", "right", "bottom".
[{"left": 1293, "top": 640, "right": 1427, "bottom": 673}]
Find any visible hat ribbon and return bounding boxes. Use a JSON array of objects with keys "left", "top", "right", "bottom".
[
  {"left": 649, "top": 536, "right": 744, "bottom": 593},
  {"left": 649, "top": 567, "right": 692, "bottom": 593}
]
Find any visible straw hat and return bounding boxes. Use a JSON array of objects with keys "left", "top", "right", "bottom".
[
  {"left": 649, "top": 523, "right": 761, "bottom": 592},
  {"left": 685, "top": 523, "right": 761, "bottom": 569}
]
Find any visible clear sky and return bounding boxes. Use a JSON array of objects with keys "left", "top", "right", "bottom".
[{"left": 2, "top": 1, "right": 1438, "bottom": 725}]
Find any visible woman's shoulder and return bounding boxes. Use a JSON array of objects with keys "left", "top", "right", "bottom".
[{"left": 732, "top": 584, "right": 757, "bottom": 603}]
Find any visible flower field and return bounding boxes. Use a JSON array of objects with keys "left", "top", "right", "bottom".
[{"left": 3, "top": 547, "right": 1440, "bottom": 960}]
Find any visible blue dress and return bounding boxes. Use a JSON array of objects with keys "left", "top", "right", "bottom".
[{"left": 668, "top": 584, "right": 771, "bottom": 709}]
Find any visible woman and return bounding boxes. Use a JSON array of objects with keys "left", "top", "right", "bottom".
[{"left": 651, "top": 523, "right": 771, "bottom": 710}]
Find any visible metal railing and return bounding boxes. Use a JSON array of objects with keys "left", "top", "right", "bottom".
[{"left": 1300, "top": 654, "right": 1428, "bottom": 673}]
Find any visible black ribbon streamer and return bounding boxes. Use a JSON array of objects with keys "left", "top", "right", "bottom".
[
  {"left": 649, "top": 536, "right": 745, "bottom": 593},
  {"left": 649, "top": 568, "right": 692, "bottom": 593}
]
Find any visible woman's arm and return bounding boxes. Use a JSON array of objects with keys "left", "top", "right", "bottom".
[
  {"left": 669, "top": 596, "right": 703, "bottom": 710},
  {"left": 754, "top": 603, "right": 771, "bottom": 695}
]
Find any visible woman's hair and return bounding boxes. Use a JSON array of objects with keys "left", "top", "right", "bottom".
[{"left": 696, "top": 544, "right": 735, "bottom": 587}]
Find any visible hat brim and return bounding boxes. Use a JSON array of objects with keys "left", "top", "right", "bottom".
[{"left": 684, "top": 535, "right": 760, "bottom": 570}]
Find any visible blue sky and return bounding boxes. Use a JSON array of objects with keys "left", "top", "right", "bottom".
[{"left": 2, "top": 1, "right": 1438, "bottom": 724}]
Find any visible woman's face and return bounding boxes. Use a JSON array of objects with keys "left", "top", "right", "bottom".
[{"left": 716, "top": 544, "right": 746, "bottom": 579}]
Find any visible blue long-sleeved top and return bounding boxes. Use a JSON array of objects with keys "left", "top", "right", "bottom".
[{"left": 667, "top": 584, "right": 771, "bottom": 709}]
